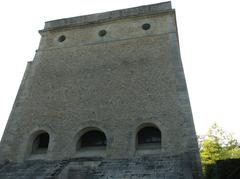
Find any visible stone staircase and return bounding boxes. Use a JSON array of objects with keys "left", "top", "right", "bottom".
[
  {"left": 0, "top": 155, "right": 189, "bottom": 179},
  {"left": 0, "top": 160, "right": 69, "bottom": 179},
  {"left": 67, "top": 155, "right": 185, "bottom": 179}
]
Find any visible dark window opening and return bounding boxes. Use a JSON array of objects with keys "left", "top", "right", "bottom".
[
  {"left": 80, "top": 130, "right": 106, "bottom": 148},
  {"left": 98, "top": 29, "right": 107, "bottom": 37},
  {"left": 137, "top": 126, "right": 161, "bottom": 145},
  {"left": 58, "top": 35, "right": 66, "bottom": 42},
  {"left": 142, "top": 23, "right": 151, "bottom": 30},
  {"left": 32, "top": 132, "right": 49, "bottom": 154}
]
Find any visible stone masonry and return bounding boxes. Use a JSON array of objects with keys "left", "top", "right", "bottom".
[{"left": 0, "top": 1, "right": 202, "bottom": 178}]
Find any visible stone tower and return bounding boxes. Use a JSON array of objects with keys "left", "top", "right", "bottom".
[{"left": 0, "top": 2, "right": 202, "bottom": 178}]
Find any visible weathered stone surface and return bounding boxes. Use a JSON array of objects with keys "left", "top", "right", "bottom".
[
  {"left": 0, "top": 1, "right": 202, "bottom": 178},
  {"left": 0, "top": 155, "right": 197, "bottom": 178},
  {"left": 0, "top": 160, "right": 69, "bottom": 179}
]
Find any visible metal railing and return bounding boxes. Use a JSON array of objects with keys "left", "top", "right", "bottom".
[{"left": 226, "top": 166, "right": 240, "bottom": 179}]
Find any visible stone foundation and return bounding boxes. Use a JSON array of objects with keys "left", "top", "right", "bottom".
[{"left": 0, "top": 153, "right": 201, "bottom": 179}]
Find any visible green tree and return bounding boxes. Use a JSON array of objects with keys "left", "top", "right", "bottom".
[{"left": 199, "top": 123, "right": 240, "bottom": 173}]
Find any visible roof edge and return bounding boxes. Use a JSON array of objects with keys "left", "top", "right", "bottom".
[{"left": 43, "top": 1, "right": 172, "bottom": 31}]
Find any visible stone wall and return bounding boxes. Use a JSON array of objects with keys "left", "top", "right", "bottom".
[{"left": 0, "top": 1, "right": 202, "bottom": 178}]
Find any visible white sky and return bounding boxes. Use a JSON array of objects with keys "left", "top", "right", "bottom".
[{"left": 0, "top": 0, "right": 240, "bottom": 140}]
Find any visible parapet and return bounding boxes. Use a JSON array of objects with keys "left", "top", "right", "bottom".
[{"left": 43, "top": 1, "right": 172, "bottom": 31}]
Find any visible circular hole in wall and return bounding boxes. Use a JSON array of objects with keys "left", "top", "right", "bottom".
[
  {"left": 142, "top": 23, "right": 151, "bottom": 30},
  {"left": 98, "top": 30, "right": 107, "bottom": 37},
  {"left": 58, "top": 35, "right": 66, "bottom": 42}
]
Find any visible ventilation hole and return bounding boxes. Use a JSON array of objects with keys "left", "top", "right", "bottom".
[
  {"left": 58, "top": 35, "right": 66, "bottom": 42},
  {"left": 98, "top": 30, "right": 107, "bottom": 37},
  {"left": 142, "top": 23, "right": 151, "bottom": 30}
]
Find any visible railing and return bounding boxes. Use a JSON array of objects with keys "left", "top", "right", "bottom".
[{"left": 226, "top": 166, "right": 240, "bottom": 179}]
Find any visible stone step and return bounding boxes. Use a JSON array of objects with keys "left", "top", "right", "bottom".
[
  {"left": 67, "top": 156, "right": 184, "bottom": 179},
  {"left": 0, "top": 160, "right": 68, "bottom": 179},
  {"left": 0, "top": 156, "right": 186, "bottom": 179}
]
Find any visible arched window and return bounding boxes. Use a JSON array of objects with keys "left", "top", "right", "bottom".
[
  {"left": 32, "top": 132, "right": 49, "bottom": 154},
  {"left": 78, "top": 130, "right": 106, "bottom": 150},
  {"left": 137, "top": 126, "right": 161, "bottom": 146}
]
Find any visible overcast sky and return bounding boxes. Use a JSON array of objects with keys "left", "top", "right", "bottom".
[{"left": 0, "top": 0, "right": 240, "bottom": 140}]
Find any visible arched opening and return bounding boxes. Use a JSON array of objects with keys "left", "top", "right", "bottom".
[
  {"left": 137, "top": 126, "right": 161, "bottom": 148},
  {"left": 77, "top": 130, "right": 106, "bottom": 150},
  {"left": 32, "top": 132, "right": 49, "bottom": 154}
]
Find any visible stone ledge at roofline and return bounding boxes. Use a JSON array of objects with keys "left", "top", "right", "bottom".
[{"left": 42, "top": 1, "right": 172, "bottom": 32}]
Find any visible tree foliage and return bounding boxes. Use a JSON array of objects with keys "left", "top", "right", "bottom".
[{"left": 199, "top": 123, "right": 240, "bottom": 173}]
